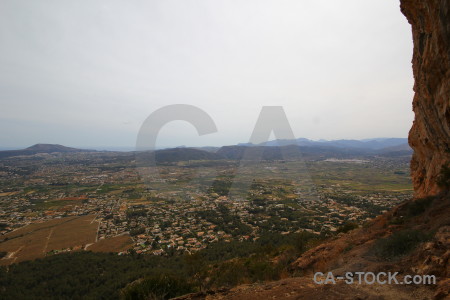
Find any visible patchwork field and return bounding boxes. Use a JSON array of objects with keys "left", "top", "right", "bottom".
[
  {"left": 86, "top": 234, "right": 134, "bottom": 253},
  {"left": 0, "top": 215, "right": 135, "bottom": 265},
  {"left": 0, "top": 215, "right": 98, "bottom": 264}
]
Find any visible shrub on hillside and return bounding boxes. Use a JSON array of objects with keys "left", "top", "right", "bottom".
[
  {"left": 406, "top": 196, "right": 435, "bottom": 217},
  {"left": 120, "top": 274, "right": 195, "bottom": 300},
  {"left": 372, "top": 229, "right": 431, "bottom": 260},
  {"left": 336, "top": 222, "right": 359, "bottom": 234}
]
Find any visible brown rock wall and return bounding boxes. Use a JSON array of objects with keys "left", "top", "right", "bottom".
[{"left": 400, "top": 0, "right": 450, "bottom": 197}]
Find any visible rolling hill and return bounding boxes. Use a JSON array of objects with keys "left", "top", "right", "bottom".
[{"left": 0, "top": 144, "right": 94, "bottom": 159}]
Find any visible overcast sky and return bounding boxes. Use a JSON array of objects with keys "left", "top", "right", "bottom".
[{"left": 0, "top": 0, "right": 414, "bottom": 149}]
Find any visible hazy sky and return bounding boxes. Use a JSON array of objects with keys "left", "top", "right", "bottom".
[{"left": 0, "top": 0, "right": 414, "bottom": 149}]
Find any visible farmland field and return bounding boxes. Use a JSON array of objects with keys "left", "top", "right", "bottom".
[{"left": 0, "top": 215, "right": 98, "bottom": 264}]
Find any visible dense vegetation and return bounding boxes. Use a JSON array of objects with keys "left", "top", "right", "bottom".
[
  {"left": 120, "top": 274, "right": 195, "bottom": 300},
  {"left": 371, "top": 229, "right": 431, "bottom": 260},
  {"left": 0, "top": 231, "right": 320, "bottom": 300},
  {"left": 389, "top": 195, "right": 437, "bottom": 225},
  {"left": 336, "top": 221, "right": 359, "bottom": 234}
]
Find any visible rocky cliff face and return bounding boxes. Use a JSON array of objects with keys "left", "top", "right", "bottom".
[{"left": 400, "top": 0, "right": 450, "bottom": 197}]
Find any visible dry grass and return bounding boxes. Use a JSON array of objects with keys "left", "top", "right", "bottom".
[
  {"left": 0, "top": 215, "right": 99, "bottom": 264},
  {"left": 87, "top": 234, "right": 134, "bottom": 253},
  {"left": 0, "top": 216, "right": 78, "bottom": 241},
  {"left": 46, "top": 215, "right": 98, "bottom": 250}
]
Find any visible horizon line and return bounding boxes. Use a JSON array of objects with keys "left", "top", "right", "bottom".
[{"left": 0, "top": 136, "right": 409, "bottom": 152}]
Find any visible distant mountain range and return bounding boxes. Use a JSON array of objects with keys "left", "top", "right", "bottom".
[
  {"left": 0, "top": 144, "right": 93, "bottom": 159},
  {"left": 0, "top": 138, "right": 411, "bottom": 161},
  {"left": 154, "top": 147, "right": 221, "bottom": 162},
  {"left": 239, "top": 137, "right": 410, "bottom": 150}
]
